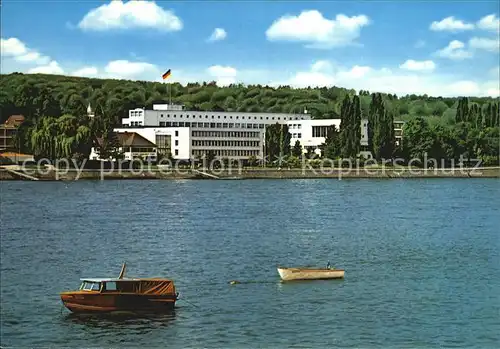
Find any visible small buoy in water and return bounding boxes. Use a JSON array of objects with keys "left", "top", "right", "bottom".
[{"left": 229, "top": 280, "right": 241, "bottom": 285}]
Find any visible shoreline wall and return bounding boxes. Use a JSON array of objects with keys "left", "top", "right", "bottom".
[{"left": 1, "top": 167, "right": 499, "bottom": 181}]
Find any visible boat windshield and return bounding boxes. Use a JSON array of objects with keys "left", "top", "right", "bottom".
[{"left": 80, "top": 281, "right": 101, "bottom": 291}]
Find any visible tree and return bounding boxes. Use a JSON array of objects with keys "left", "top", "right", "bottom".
[
  {"left": 321, "top": 125, "right": 341, "bottom": 159},
  {"left": 370, "top": 93, "right": 394, "bottom": 159},
  {"left": 475, "top": 127, "right": 500, "bottom": 165},
  {"left": 456, "top": 97, "right": 469, "bottom": 123},
  {"left": 339, "top": 95, "right": 353, "bottom": 158},
  {"left": 94, "top": 129, "right": 121, "bottom": 160},
  {"left": 292, "top": 140, "right": 302, "bottom": 157},
  {"left": 351, "top": 95, "right": 361, "bottom": 157},
  {"left": 402, "top": 117, "right": 434, "bottom": 163},
  {"left": 265, "top": 123, "right": 290, "bottom": 163}
]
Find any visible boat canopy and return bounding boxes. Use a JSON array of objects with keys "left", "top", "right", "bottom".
[
  {"left": 79, "top": 278, "right": 175, "bottom": 295},
  {"left": 80, "top": 278, "right": 141, "bottom": 282}
]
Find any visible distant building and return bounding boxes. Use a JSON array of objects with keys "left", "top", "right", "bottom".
[
  {"left": 0, "top": 115, "right": 25, "bottom": 152},
  {"left": 113, "top": 104, "right": 402, "bottom": 162},
  {"left": 87, "top": 104, "right": 95, "bottom": 119},
  {"left": 119, "top": 104, "right": 367, "bottom": 161},
  {"left": 393, "top": 120, "right": 406, "bottom": 147},
  {"left": 287, "top": 118, "right": 369, "bottom": 156},
  {"left": 89, "top": 131, "right": 160, "bottom": 162}
]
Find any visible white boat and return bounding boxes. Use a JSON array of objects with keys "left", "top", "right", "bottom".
[{"left": 277, "top": 266, "right": 345, "bottom": 281}]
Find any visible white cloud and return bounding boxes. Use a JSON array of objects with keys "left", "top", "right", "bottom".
[
  {"left": 469, "top": 37, "right": 500, "bottom": 52},
  {"left": 337, "top": 65, "right": 371, "bottom": 79},
  {"left": 104, "top": 60, "right": 159, "bottom": 79},
  {"left": 0, "top": 37, "right": 50, "bottom": 64},
  {"left": 16, "top": 52, "right": 49, "bottom": 64},
  {"left": 72, "top": 66, "right": 99, "bottom": 77},
  {"left": 311, "top": 60, "right": 333, "bottom": 72},
  {"left": 266, "top": 10, "right": 370, "bottom": 48},
  {"left": 477, "top": 14, "right": 500, "bottom": 32},
  {"left": 289, "top": 71, "right": 336, "bottom": 87},
  {"left": 1, "top": 37, "right": 28, "bottom": 56},
  {"left": 207, "top": 65, "right": 237, "bottom": 86},
  {"left": 27, "top": 61, "right": 64, "bottom": 75},
  {"left": 435, "top": 40, "right": 473, "bottom": 60},
  {"left": 430, "top": 16, "right": 474, "bottom": 32},
  {"left": 208, "top": 28, "right": 227, "bottom": 42},
  {"left": 274, "top": 60, "right": 497, "bottom": 97},
  {"left": 399, "top": 59, "right": 436, "bottom": 72},
  {"left": 78, "top": 0, "right": 182, "bottom": 31}
]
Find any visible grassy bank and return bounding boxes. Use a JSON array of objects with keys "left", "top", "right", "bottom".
[{"left": 1, "top": 166, "right": 499, "bottom": 181}]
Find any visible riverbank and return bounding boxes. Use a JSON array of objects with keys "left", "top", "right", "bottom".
[{"left": 1, "top": 166, "right": 499, "bottom": 180}]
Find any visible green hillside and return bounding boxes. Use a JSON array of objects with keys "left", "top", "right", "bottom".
[
  {"left": 0, "top": 72, "right": 498, "bottom": 165},
  {"left": 1, "top": 72, "right": 498, "bottom": 125}
]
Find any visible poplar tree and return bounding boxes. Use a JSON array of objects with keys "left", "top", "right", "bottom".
[
  {"left": 456, "top": 97, "right": 469, "bottom": 123},
  {"left": 351, "top": 95, "right": 361, "bottom": 157},
  {"left": 339, "top": 95, "right": 352, "bottom": 158},
  {"left": 369, "top": 93, "right": 394, "bottom": 160}
]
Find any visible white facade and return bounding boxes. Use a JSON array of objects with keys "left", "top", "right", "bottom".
[
  {"left": 89, "top": 145, "right": 157, "bottom": 161},
  {"left": 122, "top": 105, "right": 311, "bottom": 128},
  {"left": 116, "top": 104, "right": 373, "bottom": 161},
  {"left": 287, "top": 119, "right": 369, "bottom": 154},
  {"left": 287, "top": 119, "right": 341, "bottom": 152},
  {"left": 114, "top": 127, "right": 190, "bottom": 160}
]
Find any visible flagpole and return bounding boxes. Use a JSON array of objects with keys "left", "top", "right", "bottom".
[
  {"left": 162, "top": 69, "right": 172, "bottom": 106},
  {"left": 279, "top": 123, "right": 283, "bottom": 167}
]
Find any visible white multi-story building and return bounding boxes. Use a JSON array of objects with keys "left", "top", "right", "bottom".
[
  {"left": 288, "top": 119, "right": 369, "bottom": 155},
  {"left": 114, "top": 104, "right": 370, "bottom": 161}
]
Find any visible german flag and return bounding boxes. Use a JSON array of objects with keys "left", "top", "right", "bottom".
[{"left": 162, "top": 69, "right": 171, "bottom": 80}]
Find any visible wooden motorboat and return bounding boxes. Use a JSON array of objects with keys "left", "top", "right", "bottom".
[
  {"left": 277, "top": 266, "right": 345, "bottom": 281},
  {"left": 60, "top": 263, "right": 178, "bottom": 313}
]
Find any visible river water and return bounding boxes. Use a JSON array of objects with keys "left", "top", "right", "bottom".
[{"left": 1, "top": 179, "right": 499, "bottom": 348}]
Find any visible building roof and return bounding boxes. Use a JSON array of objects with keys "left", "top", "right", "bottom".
[
  {"left": 1, "top": 115, "right": 25, "bottom": 128},
  {"left": 117, "top": 132, "right": 156, "bottom": 147},
  {"left": 95, "top": 132, "right": 156, "bottom": 148}
]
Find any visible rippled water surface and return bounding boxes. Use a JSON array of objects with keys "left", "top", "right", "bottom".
[{"left": 1, "top": 179, "right": 499, "bottom": 348}]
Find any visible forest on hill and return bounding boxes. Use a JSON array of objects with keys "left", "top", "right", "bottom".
[
  {"left": 1, "top": 72, "right": 498, "bottom": 124},
  {"left": 0, "top": 72, "right": 498, "bottom": 166}
]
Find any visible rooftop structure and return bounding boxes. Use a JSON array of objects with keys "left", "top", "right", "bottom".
[{"left": 90, "top": 131, "right": 160, "bottom": 162}]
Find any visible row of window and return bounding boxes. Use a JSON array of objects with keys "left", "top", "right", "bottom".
[
  {"left": 289, "top": 124, "right": 303, "bottom": 129},
  {"left": 157, "top": 114, "right": 305, "bottom": 121},
  {"left": 312, "top": 126, "right": 330, "bottom": 138},
  {"left": 192, "top": 131, "right": 261, "bottom": 138},
  {"left": 130, "top": 121, "right": 143, "bottom": 126},
  {"left": 157, "top": 122, "right": 265, "bottom": 129},
  {"left": 291, "top": 133, "right": 302, "bottom": 138},
  {"left": 192, "top": 149, "right": 260, "bottom": 157},
  {"left": 130, "top": 111, "right": 143, "bottom": 118},
  {"left": 192, "top": 140, "right": 260, "bottom": 147},
  {"left": 127, "top": 147, "right": 156, "bottom": 153}
]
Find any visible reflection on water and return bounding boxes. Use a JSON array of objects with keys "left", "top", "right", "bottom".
[{"left": 61, "top": 311, "right": 177, "bottom": 332}]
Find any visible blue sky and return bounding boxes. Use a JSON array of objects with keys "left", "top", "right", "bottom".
[{"left": 1, "top": 0, "right": 499, "bottom": 97}]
